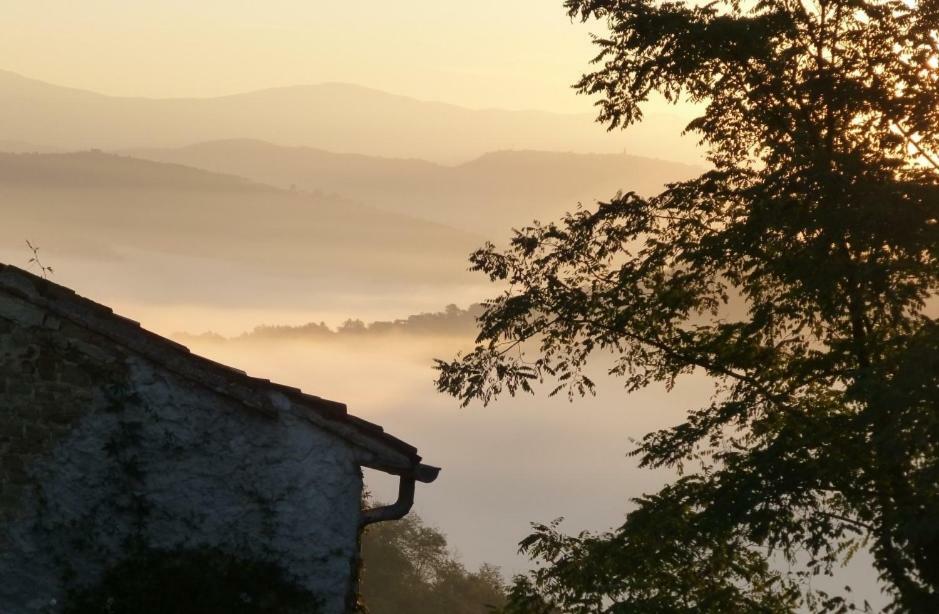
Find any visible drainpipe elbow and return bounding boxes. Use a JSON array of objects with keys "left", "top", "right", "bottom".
[{"left": 360, "top": 477, "right": 415, "bottom": 527}]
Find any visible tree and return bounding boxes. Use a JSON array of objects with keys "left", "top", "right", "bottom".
[
  {"left": 436, "top": 0, "right": 939, "bottom": 611},
  {"left": 359, "top": 511, "right": 507, "bottom": 614}
]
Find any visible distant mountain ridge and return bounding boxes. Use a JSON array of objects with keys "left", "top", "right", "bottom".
[
  {"left": 125, "top": 139, "right": 703, "bottom": 235},
  {"left": 0, "top": 150, "right": 264, "bottom": 191},
  {"left": 0, "top": 151, "right": 482, "bottom": 310},
  {"left": 0, "top": 69, "right": 700, "bottom": 164}
]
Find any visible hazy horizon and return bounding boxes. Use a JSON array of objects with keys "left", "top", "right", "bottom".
[{"left": 0, "top": 69, "right": 703, "bottom": 165}]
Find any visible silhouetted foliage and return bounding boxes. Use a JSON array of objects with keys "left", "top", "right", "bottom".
[
  {"left": 62, "top": 546, "right": 321, "bottom": 614},
  {"left": 497, "top": 481, "right": 801, "bottom": 614},
  {"left": 360, "top": 512, "right": 506, "bottom": 614},
  {"left": 437, "top": 0, "right": 939, "bottom": 611}
]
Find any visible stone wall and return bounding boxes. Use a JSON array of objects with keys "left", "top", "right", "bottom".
[{"left": 0, "top": 291, "right": 363, "bottom": 614}]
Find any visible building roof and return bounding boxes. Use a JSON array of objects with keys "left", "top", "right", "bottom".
[{"left": 0, "top": 263, "right": 438, "bottom": 483}]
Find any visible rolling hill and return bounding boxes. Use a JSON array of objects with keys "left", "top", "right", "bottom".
[
  {"left": 0, "top": 151, "right": 483, "bottom": 316},
  {"left": 0, "top": 69, "right": 700, "bottom": 165},
  {"left": 124, "top": 140, "right": 703, "bottom": 236}
]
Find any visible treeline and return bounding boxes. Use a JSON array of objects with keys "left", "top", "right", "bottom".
[
  {"left": 359, "top": 511, "right": 506, "bottom": 614},
  {"left": 178, "top": 304, "right": 485, "bottom": 344}
]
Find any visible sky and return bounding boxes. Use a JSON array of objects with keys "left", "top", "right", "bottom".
[{"left": 0, "top": 0, "right": 615, "bottom": 113}]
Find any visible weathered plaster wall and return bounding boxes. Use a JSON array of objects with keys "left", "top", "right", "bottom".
[{"left": 0, "top": 291, "right": 363, "bottom": 614}]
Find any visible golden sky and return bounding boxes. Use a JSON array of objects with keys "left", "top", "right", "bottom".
[{"left": 0, "top": 0, "right": 614, "bottom": 112}]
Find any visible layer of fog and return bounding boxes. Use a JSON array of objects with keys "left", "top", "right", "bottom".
[
  {"left": 178, "top": 316, "right": 885, "bottom": 609},
  {"left": 179, "top": 327, "right": 696, "bottom": 573}
]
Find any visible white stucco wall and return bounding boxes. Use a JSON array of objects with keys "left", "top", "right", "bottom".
[{"left": 0, "top": 315, "right": 364, "bottom": 614}]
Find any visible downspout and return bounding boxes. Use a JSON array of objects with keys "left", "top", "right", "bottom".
[
  {"left": 350, "top": 465, "right": 440, "bottom": 612},
  {"left": 359, "top": 477, "right": 416, "bottom": 527},
  {"left": 359, "top": 463, "right": 439, "bottom": 527}
]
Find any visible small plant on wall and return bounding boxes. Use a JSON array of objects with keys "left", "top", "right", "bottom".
[{"left": 25, "top": 240, "right": 54, "bottom": 279}]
